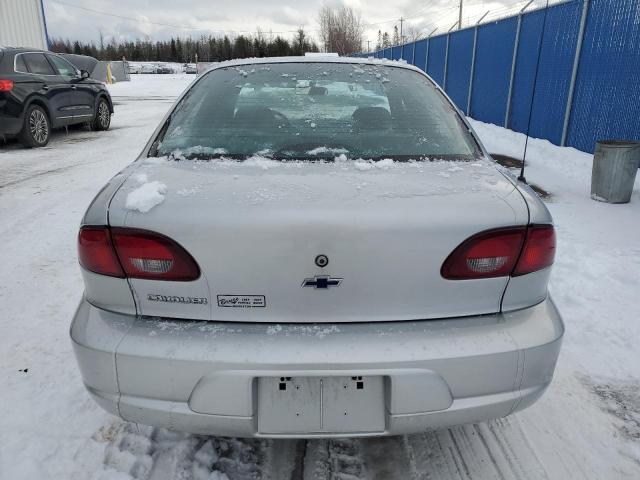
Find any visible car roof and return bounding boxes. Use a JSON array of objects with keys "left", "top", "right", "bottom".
[
  {"left": 0, "top": 47, "right": 49, "bottom": 55},
  {"left": 201, "top": 55, "right": 422, "bottom": 75}
]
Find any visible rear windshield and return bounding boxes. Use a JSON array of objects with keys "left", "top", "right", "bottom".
[{"left": 152, "top": 62, "right": 480, "bottom": 161}]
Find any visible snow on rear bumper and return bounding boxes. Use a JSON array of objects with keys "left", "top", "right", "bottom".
[{"left": 70, "top": 297, "right": 563, "bottom": 437}]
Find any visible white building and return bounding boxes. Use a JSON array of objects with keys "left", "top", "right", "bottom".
[{"left": 0, "top": 0, "right": 48, "bottom": 50}]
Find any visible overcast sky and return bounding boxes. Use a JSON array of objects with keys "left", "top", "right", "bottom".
[{"left": 42, "top": 0, "right": 545, "bottom": 48}]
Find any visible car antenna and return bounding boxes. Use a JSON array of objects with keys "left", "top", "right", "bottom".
[{"left": 519, "top": 0, "right": 550, "bottom": 184}]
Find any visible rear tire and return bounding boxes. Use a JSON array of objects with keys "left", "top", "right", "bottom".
[
  {"left": 18, "top": 104, "right": 50, "bottom": 148},
  {"left": 91, "top": 99, "right": 111, "bottom": 131}
]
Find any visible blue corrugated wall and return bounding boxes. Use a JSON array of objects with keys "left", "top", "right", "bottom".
[
  {"left": 360, "top": 0, "right": 640, "bottom": 154},
  {"left": 567, "top": 0, "right": 640, "bottom": 152},
  {"left": 471, "top": 18, "right": 518, "bottom": 126},
  {"left": 392, "top": 45, "right": 402, "bottom": 60},
  {"left": 426, "top": 36, "right": 447, "bottom": 86},
  {"left": 401, "top": 42, "right": 414, "bottom": 64},
  {"left": 413, "top": 39, "right": 428, "bottom": 71},
  {"left": 509, "top": 2, "right": 582, "bottom": 143},
  {"left": 444, "top": 29, "right": 474, "bottom": 114}
]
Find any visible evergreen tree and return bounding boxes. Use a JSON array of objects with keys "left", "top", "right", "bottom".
[
  {"left": 49, "top": 29, "right": 319, "bottom": 62},
  {"left": 382, "top": 32, "right": 390, "bottom": 48}
]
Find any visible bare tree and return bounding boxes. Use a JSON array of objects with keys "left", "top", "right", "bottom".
[
  {"left": 318, "top": 5, "right": 364, "bottom": 55},
  {"left": 405, "top": 26, "right": 423, "bottom": 43}
]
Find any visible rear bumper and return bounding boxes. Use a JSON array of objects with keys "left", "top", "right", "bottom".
[
  {"left": 71, "top": 297, "right": 563, "bottom": 437},
  {"left": 0, "top": 93, "right": 24, "bottom": 136},
  {"left": 0, "top": 112, "right": 23, "bottom": 136}
]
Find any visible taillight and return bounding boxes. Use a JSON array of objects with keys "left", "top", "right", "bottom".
[
  {"left": 78, "top": 226, "right": 200, "bottom": 281},
  {"left": 441, "top": 227, "right": 526, "bottom": 279},
  {"left": 111, "top": 228, "right": 200, "bottom": 281},
  {"left": 78, "top": 227, "right": 125, "bottom": 278},
  {"left": 0, "top": 79, "right": 14, "bottom": 92},
  {"left": 513, "top": 225, "right": 556, "bottom": 276},
  {"left": 441, "top": 225, "right": 555, "bottom": 280}
]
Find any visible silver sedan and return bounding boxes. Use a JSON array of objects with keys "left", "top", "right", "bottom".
[{"left": 71, "top": 56, "right": 563, "bottom": 438}]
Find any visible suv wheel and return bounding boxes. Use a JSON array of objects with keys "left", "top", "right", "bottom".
[
  {"left": 91, "top": 99, "right": 111, "bottom": 131},
  {"left": 19, "top": 104, "right": 50, "bottom": 148}
]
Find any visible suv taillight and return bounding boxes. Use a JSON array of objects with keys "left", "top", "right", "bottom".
[
  {"left": 441, "top": 225, "right": 555, "bottom": 280},
  {"left": 78, "top": 226, "right": 200, "bottom": 281},
  {"left": 0, "top": 80, "right": 14, "bottom": 92}
]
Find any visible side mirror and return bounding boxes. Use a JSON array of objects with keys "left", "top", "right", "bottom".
[{"left": 79, "top": 70, "right": 90, "bottom": 80}]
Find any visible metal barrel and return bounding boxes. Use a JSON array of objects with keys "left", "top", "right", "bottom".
[{"left": 591, "top": 141, "right": 640, "bottom": 203}]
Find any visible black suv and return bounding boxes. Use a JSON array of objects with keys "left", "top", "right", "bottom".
[{"left": 0, "top": 47, "right": 113, "bottom": 148}]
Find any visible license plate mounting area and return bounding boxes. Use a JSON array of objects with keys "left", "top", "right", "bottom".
[{"left": 257, "top": 376, "right": 385, "bottom": 434}]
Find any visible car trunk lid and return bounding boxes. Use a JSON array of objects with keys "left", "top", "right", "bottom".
[{"left": 107, "top": 158, "right": 527, "bottom": 323}]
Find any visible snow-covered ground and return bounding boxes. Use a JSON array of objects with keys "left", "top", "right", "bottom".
[
  {"left": 0, "top": 74, "right": 638, "bottom": 479},
  {"left": 127, "top": 62, "right": 196, "bottom": 75}
]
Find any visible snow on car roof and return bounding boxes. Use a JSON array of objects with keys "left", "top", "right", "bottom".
[{"left": 199, "top": 55, "right": 421, "bottom": 76}]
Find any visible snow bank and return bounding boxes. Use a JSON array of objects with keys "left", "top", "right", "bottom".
[
  {"left": 125, "top": 180, "right": 167, "bottom": 213},
  {"left": 468, "top": 118, "right": 594, "bottom": 186},
  {"left": 106, "top": 73, "right": 193, "bottom": 99}
]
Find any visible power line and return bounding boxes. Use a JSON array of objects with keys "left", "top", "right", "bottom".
[
  {"left": 48, "top": 0, "right": 315, "bottom": 36},
  {"left": 364, "top": 4, "right": 459, "bottom": 29}
]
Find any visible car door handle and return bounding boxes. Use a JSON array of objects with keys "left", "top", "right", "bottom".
[
  {"left": 70, "top": 85, "right": 77, "bottom": 90},
  {"left": 42, "top": 85, "right": 49, "bottom": 91}
]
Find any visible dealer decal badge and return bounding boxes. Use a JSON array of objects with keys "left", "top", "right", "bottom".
[{"left": 217, "top": 295, "right": 266, "bottom": 308}]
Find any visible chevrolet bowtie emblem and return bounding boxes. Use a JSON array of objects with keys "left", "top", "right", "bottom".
[{"left": 302, "top": 275, "right": 343, "bottom": 289}]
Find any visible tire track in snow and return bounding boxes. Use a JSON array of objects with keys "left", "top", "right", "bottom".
[
  {"left": 358, "top": 436, "right": 417, "bottom": 480},
  {"left": 99, "top": 422, "right": 305, "bottom": 480},
  {"left": 95, "top": 416, "right": 579, "bottom": 480},
  {"left": 405, "top": 418, "right": 554, "bottom": 480},
  {"left": 100, "top": 423, "right": 263, "bottom": 479},
  {"left": 301, "top": 437, "right": 416, "bottom": 480},
  {"left": 303, "top": 438, "right": 367, "bottom": 479}
]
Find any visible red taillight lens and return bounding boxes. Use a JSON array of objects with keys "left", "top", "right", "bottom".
[
  {"left": 514, "top": 225, "right": 556, "bottom": 276},
  {"left": 78, "top": 226, "right": 199, "bottom": 281},
  {"left": 441, "top": 227, "right": 526, "bottom": 280},
  {"left": 110, "top": 228, "right": 200, "bottom": 281},
  {"left": 0, "top": 80, "right": 14, "bottom": 92},
  {"left": 78, "top": 227, "right": 125, "bottom": 277},
  {"left": 441, "top": 225, "right": 556, "bottom": 280}
]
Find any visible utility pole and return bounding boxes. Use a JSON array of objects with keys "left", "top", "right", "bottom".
[
  {"left": 367, "top": 40, "right": 371, "bottom": 52},
  {"left": 458, "top": 0, "right": 463, "bottom": 30},
  {"left": 399, "top": 17, "right": 404, "bottom": 44}
]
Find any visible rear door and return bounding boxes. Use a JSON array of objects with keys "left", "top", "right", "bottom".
[
  {"left": 21, "top": 52, "right": 72, "bottom": 126},
  {"left": 46, "top": 54, "right": 95, "bottom": 122}
]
